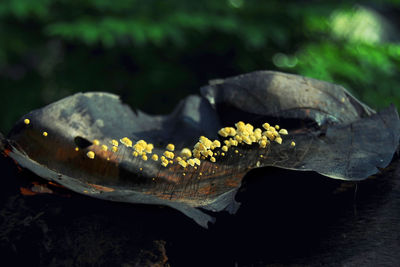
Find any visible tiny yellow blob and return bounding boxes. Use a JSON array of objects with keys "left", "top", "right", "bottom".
[
  {"left": 86, "top": 151, "right": 95, "bottom": 159},
  {"left": 151, "top": 154, "right": 159, "bottom": 161},
  {"left": 183, "top": 173, "right": 186, "bottom": 176},
  {"left": 212, "top": 140, "right": 221, "bottom": 148},
  {"left": 166, "top": 143, "right": 175, "bottom": 151},
  {"left": 187, "top": 159, "right": 195, "bottom": 167},
  {"left": 163, "top": 151, "right": 174, "bottom": 159},
  {"left": 133, "top": 151, "right": 139, "bottom": 157},
  {"left": 145, "top": 143, "right": 154, "bottom": 153},
  {"left": 142, "top": 155, "right": 148, "bottom": 161},
  {"left": 75, "top": 147, "right": 79, "bottom": 151},
  {"left": 193, "top": 158, "right": 201, "bottom": 166},
  {"left": 178, "top": 160, "right": 188, "bottom": 168},
  {"left": 120, "top": 137, "right": 133, "bottom": 147},
  {"left": 93, "top": 139, "right": 100, "bottom": 146},
  {"left": 140, "top": 168, "right": 143, "bottom": 171},
  {"left": 291, "top": 141, "right": 296, "bottom": 147},
  {"left": 101, "top": 145, "right": 108, "bottom": 151},
  {"left": 275, "top": 137, "right": 282, "bottom": 144},
  {"left": 42, "top": 131, "right": 48, "bottom": 137},
  {"left": 110, "top": 139, "right": 119, "bottom": 147},
  {"left": 262, "top": 122, "right": 270, "bottom": 130},
  {"left": 218, "top": 129, "right": 229, "bottom": 137},
  {"left": 112, "top": 146, "right": 118, "bottom": 153},
  {"left": 259, "top": 140, "right": 267, "bottom": 148},
  {"left": 24, "top": 119, "right": 30, "bottom": 125},
  {"left": 279, "top": 129, "right": 288, "bottom": 135},
  {"left": 169, "top": 160, "right": 173, "bottom": 164},
  {"left": 221, "top": 152, "right": 225, "bottom": 156},
  {"left": 210, "top": 156, "right": 216, "bottom": 163},
  {"left": 161, "top": 160, "right": 168, "bottom": 167},
  {"left": 222, "top": 146, "right": 228, "bottom": 152},
  {"left": 235, "top": 150, "right": 239, "bottom": 154},
  {"left": 275, "top": 125, "right": 280, "bottom": 130},
  {"left": 199, "top": 172, "right": 202, "bottom": 176},
  {"left": 180, "top": 148, "right": 192, "bottom": 158}
]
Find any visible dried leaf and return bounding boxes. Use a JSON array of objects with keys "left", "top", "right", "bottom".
[{"left": 2, "top": 71, "right": 399, "bottom": 228}]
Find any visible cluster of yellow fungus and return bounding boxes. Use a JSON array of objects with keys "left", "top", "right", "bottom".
[
  {"left": 131, "top": 140, "right": 155, "bottom": 161},
  {"left": 216, "top": 121, "right": 289, "bottom": 154},
  {"left": 79, "top": 120, "right": 295, "bottom": 172}
]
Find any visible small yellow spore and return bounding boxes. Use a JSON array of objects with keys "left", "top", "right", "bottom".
[
  {"left": 291, "top": 141, "right": 296, "bottom": 147},
  {"left": 24, "top": 119, "right": 30, "bottom": 125},
  {"left": 166, "top": 143, "right": 175, "bottom": 151},
  {"left": 93, "top": 139, "right": 100, "bottom": 146},
  {"left": 259, "top": 140, "right": 267, "bottom": 148},
  {"left": 101, "top": 145, "right": 108, "bottom": 151},
  {"left": 120, "top": 137, "right": 133, "bottom": 147},
  {"left": 140, "top": 168, "right": 143, "bottom": 171},
  {"left": 178, "top": 160, "right": 188, "bottom": 168},
  {"left": 161, "top": 160, "right": 169, "bottom": 167},
  {"left": 110, "top": 139, "right": 119, "bottom": 147},
  {"left": 163, "top": 151, "right": 174, "bottom": 159},
  {"left": 221, "top": 152, "right": 225, "bottom": 156},
  {"left": 222, "top": 146, "right": 228, "bottom": 152},
  {"left": 42, "top": 132, "right": 48, "bottom": 137},
  {"left": 142, "top": 155, "right": 148, "bottom": 161},
  {"left": 180, "top": 148, "right": 192, "bottom": 158},
  {"left": 187, "top": 159, "right": 195, "bottom": 167},
  {"left": 193, "top": 158, "right": 201, "bottom": 166},
  {"left": 275, "top": 125, "right": 280, "bottom": 130},
  {"left": 151, "top": 154, "right": 159, "bottom": 161},
  {"left": 279, "top": 129, "right": 288, "bottom": 135},
  {"left": 235, "top": 150, "right": 239, "bottom": 154},
  {"left": 275, "top": 137, "right": 282, "bottom": 144},
  {"left": 86, "top": 151, "right": 95, "bottom": 159},
  {"left": 145, "top": 143, "right": 154, "bottom": 153},
  {"left": 133, "top": 151, "right": 139, "bottom": 157},
  {"left": 210, "top": 156, "right": 216, "bottom": 163},
  {"left": 213, "top": 140, "right": 221, "bottom": 148},
  {"left": 75, "top": 147, "right": 79, "bottom": 151},
  {"left": 112, "top": 146, "right": 118, "bottom": 153}
]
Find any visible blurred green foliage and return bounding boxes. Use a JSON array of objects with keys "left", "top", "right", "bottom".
[{"left": 0, "top": 0, "right": 399, "bottom": 132}]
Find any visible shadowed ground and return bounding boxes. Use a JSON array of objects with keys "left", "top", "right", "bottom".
[{"left": 0, "top": 151, "right": 399, "bottom": 266}]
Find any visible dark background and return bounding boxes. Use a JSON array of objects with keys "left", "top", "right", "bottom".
[
  {"left": 1, "top": 1, "right": 400, "bottom": 266},
  {"left": 1, "top": 0, "right": 400, "bottom": 133}
]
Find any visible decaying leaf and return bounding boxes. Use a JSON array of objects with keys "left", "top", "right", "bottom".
[{"left": 1, "top": 71, "right": 399, "bottom": 228}]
